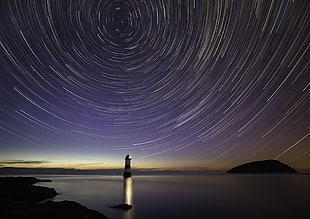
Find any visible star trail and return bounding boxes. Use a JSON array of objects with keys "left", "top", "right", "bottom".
[{"left": 0, "top": 0, "right": 309, "bottom": 171}]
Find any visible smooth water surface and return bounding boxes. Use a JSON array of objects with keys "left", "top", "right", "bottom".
[{"left": 36, "top": 174, "right": 310, "bottom": 219}]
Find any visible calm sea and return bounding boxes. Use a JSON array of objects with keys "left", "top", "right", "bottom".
[{"left": 34, "top": 174, "right": 310, "bottom": 219}]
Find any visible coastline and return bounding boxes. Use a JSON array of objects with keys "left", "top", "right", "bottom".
[{"left": 0, "top": 176, "right": 107, "bottom": 219}]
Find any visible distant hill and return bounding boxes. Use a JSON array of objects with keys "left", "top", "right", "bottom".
[{"left": 227, "top": 160, "right": 297, "bottom": 173}]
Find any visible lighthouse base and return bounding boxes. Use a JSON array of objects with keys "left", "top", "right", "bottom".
[{"left": 123, "top": 172, "right": 132, "bottom": 178}]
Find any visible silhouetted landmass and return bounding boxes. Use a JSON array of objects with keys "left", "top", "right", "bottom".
[
  {"left": 0, "top": 176, "right": 51, "bottom": 184},
  {"left": 227, "top": 160, "right": 298, "bottom": 173},
  {"left": 0, "top": 177, "right": 57, "bottom": 201},
  {"left": 0, "top": 177, "right": 107, "bottom": 219},
  {"left": 0, "top": 200, "right": 107, "bottom": 219}
]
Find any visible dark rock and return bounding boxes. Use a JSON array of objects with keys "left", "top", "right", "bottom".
[
  {"left": 0, "top": 177, "right": 108, "bottom": 219},
  {"left": 0, "top": 176, "right": 51, "bottom": 185},
  {"left": 110, "top": 203, "right": 132, "bottom": 210},
  {"left": 0, "top": 177, "right": 57, "bottom": 201},
  {"left": 0, "top": 200, "right": 107, "bottom": 219},
  {"left": 35, "top": 200, "right": 107, "bottom": 219},
  {"left": 227, "top": 160, "right": 298, "bottom": 173}
]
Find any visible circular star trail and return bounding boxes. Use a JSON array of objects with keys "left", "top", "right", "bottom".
[{"left": 0, "top": 0, "right": 309, "bottom": 170}]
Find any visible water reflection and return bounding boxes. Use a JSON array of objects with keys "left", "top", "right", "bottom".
[
  {"left": 124, "top": 177, "right": 133, "bottom": 205},
  {"left": 123, "top": 177, "right": 133, "bottom": 219}
]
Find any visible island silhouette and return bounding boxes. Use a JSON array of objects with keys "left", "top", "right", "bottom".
[{"left": 227, "top": 160, "right": 297, "bottom": 173}]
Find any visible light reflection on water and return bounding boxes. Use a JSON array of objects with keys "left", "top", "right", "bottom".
[
  {"left": 123, "top": 177, "right": 133, "bottom": 219},
  {"left": 124, "top": 177, "right": 133, "bottom": 205}
]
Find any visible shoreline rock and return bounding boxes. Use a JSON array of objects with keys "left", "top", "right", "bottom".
[
  {"left": 0, "top": 176, "right": 107, "bottom": 219},
  {"left": 0, "top": 177, "right": 58, "bottom": 202},
  {"left": 110, "top": 203, "right": 132, "bottom": 210}
]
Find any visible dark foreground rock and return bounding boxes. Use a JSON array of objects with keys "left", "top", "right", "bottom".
[
  {"left": 0, "top": 176, "right": 51, "bottom": 184},
  {"left": 0, "top": 177, "right": 107, "bottom": 219},
  {"left": 0, "top": 177, "right": 57, "bottom": 202},
  {"left": 110, "top": 203, "right": 132, "bottom": 210},
  {"left": 227, "top": 160, "right": 298, "bottom": 173},
  {"left": 0, "top": 200, "right": 107, "bottom": 219}
]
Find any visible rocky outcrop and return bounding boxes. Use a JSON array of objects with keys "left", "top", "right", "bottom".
[
  {"left": 0, "top": 177, "right": 57, "bottom": 202},
  {"left": 0, "top": 200, "right": 107, "bottom": 219},
  {"left": 110, "top": 203, "right": 132, "bottom": 210},
  {"left": 0, "top": 177, "right": 107, "bottom": 219},
  {"left": 227, "top": 160, "right": 298, "bottom": 173}
]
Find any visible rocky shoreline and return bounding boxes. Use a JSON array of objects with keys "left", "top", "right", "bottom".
[{"left": 0, "top": 177, "right": 107, "bottom": 219}]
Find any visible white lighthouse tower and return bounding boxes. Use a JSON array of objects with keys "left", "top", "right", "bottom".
[{"left": 123, "top": 154, "right": 132, "bottom": 178}]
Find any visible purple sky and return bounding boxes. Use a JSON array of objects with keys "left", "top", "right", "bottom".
[{"left": 0, "top": 0, "right": 309, "bottom": 172}]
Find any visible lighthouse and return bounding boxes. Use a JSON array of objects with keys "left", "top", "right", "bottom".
[{"left": 123, "top": 154, "right": 132, "bottom": 178}]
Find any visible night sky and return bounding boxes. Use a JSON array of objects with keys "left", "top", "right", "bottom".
[{"left": 0, "top": 0, "right": 309, "bottom": 172}]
